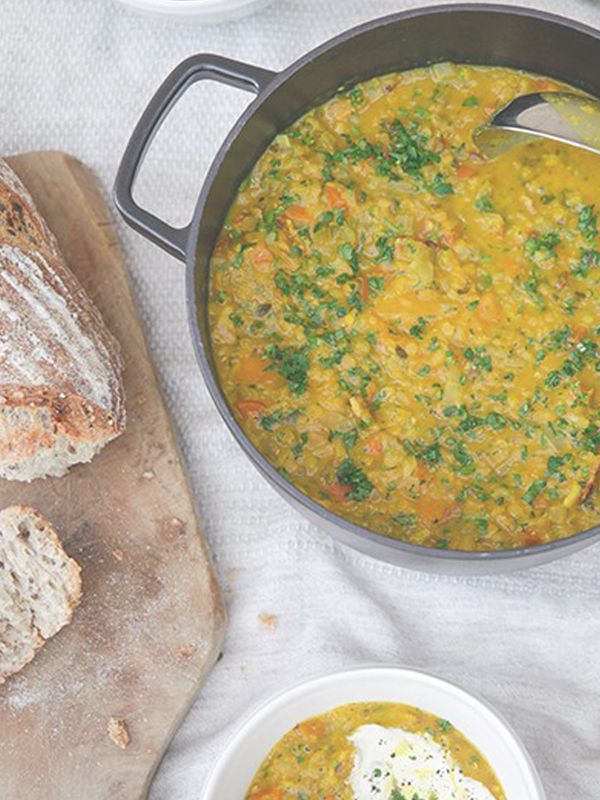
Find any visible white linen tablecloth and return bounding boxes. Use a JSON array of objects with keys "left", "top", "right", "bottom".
[{"left": 1, "top": 0, "right": 599, "bottom": 797}]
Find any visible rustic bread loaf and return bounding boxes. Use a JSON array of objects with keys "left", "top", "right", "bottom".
[
  {"left": 0, "top": 159, "right": 125, "bottom": 480},
  {"left": 0, "top": 505, "right": 81, "bottom": 684}
]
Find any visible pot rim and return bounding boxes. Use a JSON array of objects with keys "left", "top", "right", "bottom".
[{"left": 186, "top": 3, "right": 600, "bottom": 563}]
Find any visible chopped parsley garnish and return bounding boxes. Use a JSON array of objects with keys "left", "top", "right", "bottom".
[
  {"left": 232, "top": 241, "right": 255, "bottom": 268},
  {"left": 464, "top": 345, "right": 492, "bottom": 373},
  {"left": 524, "top": 231, "right": 561, "bottom": 259},
  {"left": 348, "top": 85, "right": 365, "bottom": 108},
  {"left": 578, "top": 204, "right": 598, "bottom": 241},
  {"left": 404, "top": 440, "right": 442, "bottom": 465},
  {"left": 329, "top": 428, "right": 359, "bottom": 450},
  {"left": 292, "top": 431, "right": 309, "bottom": 458},
  {"left": 260, "top": 410, "right": 283, "bottom": 430},
  {"left": 572, "top": 248, "right": 599, "bottom": 277},
  {"left": 381, "top": 118, "right": 441, "bottom": 179},
  {"left": 336, "top": 459, "right": 374, "bottom": 501},
  {"left": 543, "top": 336, "right": 599, "bottom": 389},
  {"left": 581, "top": 423, "right": 600, "bottom": 453},
  {"left": 547, "top": 454, "right": 570, "bottom": 476},
  {"left": 348, "top": 288, "right": 365, "bottom": 313},
  {"left": 429, "top": 173, "right": 454, "bottom": 196},
  {"left": 409, "top": 316, "right": 428, "bottom": 339},
  {"left": 368, "top": 276, "right": 384, "bottom": 294},
  {"left": 266, "top": 344, "right": 310, "bottom": 394},
  {"left": 374, "top": 233, "right": 395, "bottom": 262},
  {"left": 324, "top": 117, "right": 440, "bottom": 185},
  {"left": 523, "top": 479, "right": 547, "bottom": 505},
  {"left": 392, "top": 511, "right": 417, "bottom": 526},
  {"left": 451, "top": 440, "right": 475, "bottom": 475},
  {"left": 338, "top": 242, "right": 360, "bottom": 273},
  {"left": 314, "top": 210, "right": 334, "bottom": 232},
  {"left": 475, "top": 194, "right": 494, "bottom": 212}
]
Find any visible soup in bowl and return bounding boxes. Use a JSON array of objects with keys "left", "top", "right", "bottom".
[
  {"left": 200, "top": 666, "right": 545, "bottom": 799},
  {"left": 245, "top": 700, "right": 505, "bottom": 799}
]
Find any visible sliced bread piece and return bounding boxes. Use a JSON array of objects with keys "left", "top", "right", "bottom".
[
  {"left": 0, "top": 505, "right": 81, "bottom": 684},
  {"left": 0, "top": 158, "right": 125, "bottom": 481}
]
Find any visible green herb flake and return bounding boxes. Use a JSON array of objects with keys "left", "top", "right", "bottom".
[
  {"left": 475, "top": 195, "right": 494, "bottom": 213},
  {"left": 578, "top": 204, "right": 598, "bottom": 241},
  {"left": 266, "top": 344, "right": 310, "bottom": 395},
  {"left": 292, "top": 431, "right": 309, "bottom": 458},
  {"left": 393, "top": 511, "right": 417, "bottom": 526},
  {"left": 348, "top": 85, "right": 365, "bottom": 108},
  {"left": 524, "top": 231, "right": 561, "bottom": 260},
  {"left": 336, "top": 459, "right": 374, "bottom": 501},
  {"left": 232, "top": 241, "right": 255, "bottom": 269},
  {"left": 409, "top": 316, "right": 428, "bottom": 339},
  {"left": 338, "top": 242, "right": 360, "bottom": 273},
  {"left": 523, "top": 479, "right": 547, "bottom": 505},
  {"left": 429, "top": 173, "right": 454, "bottom": 197},
  {"left": 572, "top": 248, "right": 600, "bottom": 278}
]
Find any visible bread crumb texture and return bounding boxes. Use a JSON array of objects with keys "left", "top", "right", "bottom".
[
  {"left": 107, "top": 717, "right": 130, "bottom": 750},
  {"left": 0, "top": 505, "right": 81, "bottom": 684},
  {"left": 258, "top": 612, "right": 278, "bottom": 631}
]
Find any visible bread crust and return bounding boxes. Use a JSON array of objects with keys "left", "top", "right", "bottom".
[{"left": 0, "top": 160, "right": 125, "bottom": 480}]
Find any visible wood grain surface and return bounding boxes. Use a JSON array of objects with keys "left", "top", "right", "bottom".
[{"left": 0, "top": 152, "right": 226, "bottom": 800}]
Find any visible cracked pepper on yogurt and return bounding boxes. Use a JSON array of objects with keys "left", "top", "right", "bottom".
[
  {"left": 243, "top": 701, "right": 505, "bottom": 799},
  {"left": 209, "top": 63, "right": 600, "bottom": 551}
]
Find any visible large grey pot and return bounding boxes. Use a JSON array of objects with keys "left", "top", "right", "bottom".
[{"left": 115, "top": 4, "right": 600, "bottom": 573}]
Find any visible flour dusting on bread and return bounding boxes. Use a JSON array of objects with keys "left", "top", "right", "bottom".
[{"left": 0, "top": 159, "right": 125, "bottom": 481}]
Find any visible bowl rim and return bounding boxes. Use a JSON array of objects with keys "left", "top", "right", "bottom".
[
  {"left": 115, "top": 0, "right": 267, "bottom": 14},
  {"left": 200, "top": 663, "right": 546, "bottom": 799},
  {"left": 188, "top": 3, "right": 600, "bottom": 564}
]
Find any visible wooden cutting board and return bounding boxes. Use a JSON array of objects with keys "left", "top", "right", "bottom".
[{"left": 0, "top": 152, "right": 226, "bottom": 800}]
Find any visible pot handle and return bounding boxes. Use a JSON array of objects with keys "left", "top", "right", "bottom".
[{"left": 113, "top": 54, "right": 276, "bottom": 261}]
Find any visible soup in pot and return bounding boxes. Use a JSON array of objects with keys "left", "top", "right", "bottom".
[{"left": 209, "top": 63, "right": 600, "bottom": 551}]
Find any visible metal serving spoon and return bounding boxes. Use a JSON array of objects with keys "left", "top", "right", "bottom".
[{"left": 474, "top": 92, "right": 600, "bottom": 158}]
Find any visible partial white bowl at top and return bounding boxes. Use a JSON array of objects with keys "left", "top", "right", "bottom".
[
  {"left": 201, "top": 665, "right": 546, "bottom": 799},
  {"left": 113, "top": 0, "right": 273, "bottom": 23}
]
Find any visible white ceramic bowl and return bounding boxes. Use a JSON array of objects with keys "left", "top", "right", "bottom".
[
  {"left": 113, "top": 0, "right": 273, "bottom": 23},
  {"left": 201, "top": 665, "right": 546, "bottom": 799}
]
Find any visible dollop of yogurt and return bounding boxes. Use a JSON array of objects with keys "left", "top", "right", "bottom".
[{"left": 348, "top": 724, "right": 496, "bottom": 800}]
